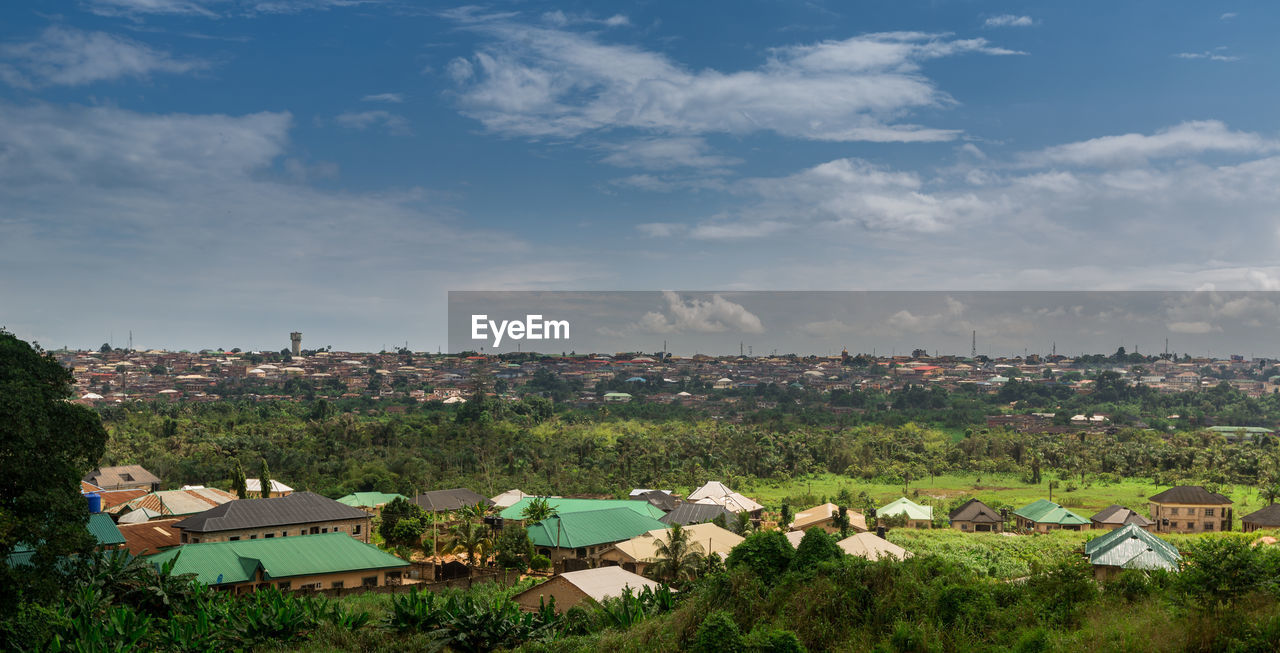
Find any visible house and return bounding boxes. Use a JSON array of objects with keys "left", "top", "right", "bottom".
[
  {"left": 1241, "top": 504, "right": 1280, "bottom": 533},
  {"left": 687, "top": 481, "right": 764, "bottom": 517},
  {"left": 145, "top": 533, "right": 409, "bottom": 593},
  {"left": 244, "top": 479, "right": 294, "bottom": 497},
  {"left": 1013, "top": 499, "right": 1089, "bottom": 532},
  {"left": 790, "top": 503, "right": 868, "bottom": 534},
  {"left": 413, "top": 488, "right": 494, "bottom": 513},
  {"left": 659, "top": 503, "right": 736, "bottom": 526},
  {"left": 117, "top": 519, "right": 182, "bottom": 555},
  {"left": 631, "top": 490, "right": 677, "bottom": 512},
  {"left": 500, "top": 498, "right": 666, "bottom": 522},
  {"left": 527, "top": 508, "right": 668, "bottom": 566},
  {"left": 109, "top": 488, "right": 238, "bottom": 523},
  {"left": 597, "top": 523, "right": 743, "bottom": 575},
  {"left": 948, "top": 499, "right": 1003, "bottom": 533},
  {"left": 84, "top": 465, "right": 161, "bottom": 492},
  {"left": 1084, "top": 523, "right": 1180, "bottom": 580},
  {"left": 490, "top": 489, "right": 536, "bottom": 509},
  {"left": 1090, "top": 505, "right": 1154, "bottom": 531},
  {"left": 512, "top": 567, "right": 660, "bottom": 613},
  {"left": 836, "top": 532, "right": 912, "bottom": 561},
  {"left": 336, "top": 492, "right": 409, "bottom": 515},
  {"left": 1148, "top": 486, "right": 1232, "bottom": 534},
  {"left": 602, "top": 392, "right": 632, "bottom": 403},
  {"left": 172, "top": 491, "right": 372, "bottom": 544},
  {"left": 877, "top": 497, "right": 933, "bottom": 529}
]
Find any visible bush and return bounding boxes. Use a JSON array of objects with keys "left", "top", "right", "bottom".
[
  {"left": 692, "top": 610, "right": 743, "bottom": 653},
  {"left": 727, "top": 531, "right": 794, "bottom": 581},
  {"left": 530, "top": 554, "right": 552, "bottom": 572},
  {"left": 790, "top": 529, "right": 842, "bottom": 573},
  {"left": 743, "top": 624, "right": 807, "bottom": 652}
]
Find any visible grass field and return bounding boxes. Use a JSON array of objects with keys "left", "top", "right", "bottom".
[{"left": 723, "top": 472, "right": 1275, "bottom": 525}]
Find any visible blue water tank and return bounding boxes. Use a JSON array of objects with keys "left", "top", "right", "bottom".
[{"left": 87, "top": 493, "right": 102, "bottom": 514}]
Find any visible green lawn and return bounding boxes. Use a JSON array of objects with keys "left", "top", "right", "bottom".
[{"left": 727, "top": 472, "right": 1274, "bottom": 525}]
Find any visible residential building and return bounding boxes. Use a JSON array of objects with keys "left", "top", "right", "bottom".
[
  {"left": 1090, "top": 505, "right": 1154, "bottom": 531},
  {"left": 500, "top": 498, "right": 666, "bottom": 522},
  {"left": 413, "top": 488, "right": 493, "bottom": 513},
  {"left": 172, "top": 491, "right": 371, "bottom": 544},
  {"left": 597, "top": 523, "right": 743, "bottom": 575},
  {"left": 836, "top": 532, "right": 912, "bottom": 561},
  {"left": 145, "top": 533, "right": 409, "bottom": 593},
  {"left": 336, "top": 492, "right": 409, "bottom": 515},
  {"left": 948, "top": 499, "right": 1003, "bottom": 533},
  {"left": 512, "top": 567, "right": 659, "bottom": 613},
  {"left": 1084, "top": 523, "right": 1180, "bottom": 580},
  {"left": 659, "top": 503, "right": 735, "bottom": 526},
  {"left": 110, "top": 487, "right": 237, "bottom": 523},
  {"left": 244, "top": 479, "right": 294, "bottom": 497},
  {"left": 687, "top": 481, "right": 764, "bottom": 517},
  {"left": 83, "top": 465, "right": 161, "bottom": 492},
  {"left": 790, "top": 503, "right": 868, "bottom": 534},
  {"left": 1241, "top": 504, "right": 1280, "bottom": 533},
  {"left": 117, "top": 519, "right": 182, "bottom": 555},
  {"left": 1013, "top": 499, "right": 1089, "bottom": 532},
  {"left": 877, "top": 497, "right": 934, "bottom": 529},
  {"left": 1148, "top": 486, "right": 1232, "bottom": 534},
  {"left": 527, "top": 508, "right": 668, "bottom": 566}
]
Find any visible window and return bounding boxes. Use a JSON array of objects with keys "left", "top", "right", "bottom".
[
  {"left": 1170, "top": 507, "right": 1180, "bottom": 515},
  {"left": 299, "top": 582, "right": 321, "bottom": 591},
  {"left": 282, "top": 532, "right": 288, "bottom": 537},
  {"left": 331, "top": 581, "right": 344, "bottom": 589},
  {"left": 277, "top": 581, "right": 291, "bottom": 590},
  {"left": 321, "top": 528, "right": 328, "bottom": 534},
  {"left": 192, "top": 537, "right": 201, "bottom": 543},
  {"left": 310, "top": 526, "right": 320, "bottom": 535},
  {"left": 1204, "top": 522, "right": 1214, "bottom": 531},
  {"left": 354, "top": 524, "right": 362, "bottom": 535},
  {"left": 230, "top": 536, "right": 241, "bottom": 541},
  {"left": 361, "top": 576, "right": 378, "bottom": 587},
  {"left": 1204, "top": 508, "right": 1215, "bottom": 517},
  {"left": 181, "top": 533, "right": 189, "bottom": 543},
  {"left": 265, "top": 533, "right": 274, "bottom": 538},
  {"left": 249, "top": 535, "right": 257, "bottom": 539}
]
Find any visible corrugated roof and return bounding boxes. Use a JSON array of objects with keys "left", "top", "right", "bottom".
[
  {"left": 173, "top": 492, "right": 368, "bottom": 533},
  {"left": 1090, "top": 505, "right": 1153, "bottom": 527},
  {"left": 88, "top": 512, "right": 125, "bottom": 546},
  {"left": 687, "top": 482, "right": 763, "bottom": 513},
  {"left": 607, "top": 523, "right": 743, "bottom": 562},
  {"left": 1148, "top": 486, "right": 1231, "bottom": 505},
  {"left": 659, "top": 503, "right": 735, "bottom": 526},
  {"left": 144, "top": 533, "right": 408, "bottom": 585},
  {"left": 528, "top": 508, "right": 667, "bottom": 549},
  {"left": 1243, "top": 503, "right": 1280, "bottom": 527},
  {"left": 111, "top": 488, "right": 237, "bottom": 517},
  {"left": 791, "top": 503, "right": 868, "bottom": 532},
  {"left": 948, "top": 498, "right": 1001, "bottom": 523},
  {"left": 1014, "top": 499, "right": 1089, "bottom": 526},
  {"left": 336, "top": 492, "right": 408, "bottom": 508},
  {"left": 84, "top": 465, "right": 161, "bottom": 489},
  {"left": 413, "top": 488, "right": 493, "bottom": 512},
  {"left": 557, "top": 567, "right": 660, "bottom": 601},
  {"left": 501, "top": 498, "right": 666, "bottom": 521},
  {"left": 118, "top": 519, "right": 182, "bottom": 555},
  {"left": 1085, "top": 524, "right": 1179, "bottom": 570},
  {"left": 878, "top": 497, "right": 933, "bottom": 521},
  {"left": 837, "top": 533, "right": 912, "bottom": 561}
]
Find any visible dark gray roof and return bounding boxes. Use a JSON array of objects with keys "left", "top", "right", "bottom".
[
  {"left": 1243, "top": 503, "right": 1280, "bottom": 526},
  {"left": 633, "top": 491, "right": 677, "bottom": 512},
  {"left": 173, "top": 492, "right": 368, "bottom": 533},
  {"left": 413, "top": 488, "right": 493, "bottom": 512},
  {"left": 1148, "top": 486, "right": 1231, "bottom": 505},
  {"left": 1091, "top": 505, "right": 1153, "bottom": 527},
  {"left": 659, "top": 503, "right": 734, "bottom": 526},
  {"left": 84, "top": 465, "right": 161, "bottom": 488},
  {"left": 948, "top": 498, "right": 1001, "bottom": 523}
]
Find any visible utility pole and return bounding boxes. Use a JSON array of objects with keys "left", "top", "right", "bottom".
[{"left": 971, "top": 330, "right": 977, "bottom": 359}]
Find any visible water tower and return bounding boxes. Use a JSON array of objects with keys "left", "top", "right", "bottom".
[{"left": 290, "top": 331, "right": 302, "bottom": 356}]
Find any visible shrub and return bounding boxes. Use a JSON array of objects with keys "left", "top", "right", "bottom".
[
  {"left": 726, "top": 531, "right": 794, "bottom": 581},
  {"left": 692, "top": 610, "right": 743, "bottom": 653},
  {"left": 790, "top": 529, "right": 842, "bottom": 573}
]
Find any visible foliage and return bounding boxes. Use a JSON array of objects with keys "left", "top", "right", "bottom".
[
  {"left": 379, "top": 497, "right": 426, "bottom": 547},
  {"left": 494, "top": 524, "right": 535, "bottom": 570},
  {"left": 0, "top": 331, "right": 110, "bottom": 612},
  {"left": 647, "top": 524, "right": 706, "bottom": 584},
  {"left": 726, "top": 531, "right": 793, "bottom": 581},
  {"left": 522, "top": 497, "right": 558, "bottom": 522},
  {"left": 790, "top": 529, "right": 842, "bottom": 573}
]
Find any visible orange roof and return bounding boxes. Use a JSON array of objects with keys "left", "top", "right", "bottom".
[
  {"left": 97, "top": 489, "right": 148, "bottom": 511},
  {"left": 117, "top": 519, "right": 182, "bottom": 556}
]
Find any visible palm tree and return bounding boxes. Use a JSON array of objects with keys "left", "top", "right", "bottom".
[
  {"left": 446, "top": 520, "right": 493, "bottom": 568},
  {"left": 647, "top": 524, "right": 705, "bottom": 583},
  {"left": 521, "top": 497, "right": 557, "bottom": 522}
]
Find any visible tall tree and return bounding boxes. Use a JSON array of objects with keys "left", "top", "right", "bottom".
[
  {"left": 258, "top": 458, "right": 271, "bottom": 499},
  {"left": 521, "top": 497, "right": 557, "bottom": 522},
  {"left": 232, "top": 462, "right": 248, "bottom": 500},
  {"left": 447, "top": 520, "right": 493, "bottom": 568},
  {"left": 1, "top": 331, "right": 109, "bottom": 609},
  {"left": 648, "top": 523, "right": 705, "bottom": 583}
]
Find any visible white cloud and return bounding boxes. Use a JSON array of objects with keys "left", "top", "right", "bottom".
[
  {"left": 600, "top": 137, "right": 741, "bottom": 170},
  {"left": 634, "top": 291, "right": 765, "bottom": 334},
  {"left": 361, "top": 92, "right": 403, "bottom": 103},
  {"left": 984, "top": 15, "right": 1034, "bottom": 28},
  {"left": 1220, "top": 12, "right": 1238, "bottom": 20},
  {"left": 541, "top": 11, "right": 629, "bottom": 28},
  {"left": 1174, "top": 50, "right": 1241, "bottom": 62},
  {"left": 84, "top": 0, "right": 375, "bottom": 17},
  {"left": 0, "top": 27, "right": 205, "bottom": 88},
  {"left": 333, "top": 110, "right": 411, "bottom": 134},
  {"left": 1030, "top": 121, "right": 1275, "bottom": 167},
  {"left": 446, "top": 18, "right": 1021, "bottom": 143}
]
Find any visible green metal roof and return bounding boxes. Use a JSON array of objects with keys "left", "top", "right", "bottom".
[
  {"left": 144, "top": 533, "right": 408, "bottom": 585},
  {"left": 877, "top": 497, "right": 933, "bottom": 521},
  {"left": 1013, "top": 499, "right": 1089, "bottom": 526},
  {"left": 88, "top": 513, "right": 126, "bottom": 546},
  {"left": 1085, "top": 523, "right": 1180, "bottom": 570},
  {"left": 528, "top": 508, "right": 667, "bottom": 549},
  {"left": 336, "top": 492, "right": 408, "bottom": 508},
  {"left": 500, "top": 498, "right": 666, "bottom": 521}
]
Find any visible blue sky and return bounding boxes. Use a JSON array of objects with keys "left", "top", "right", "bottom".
[{"left": 3, "top": 1, "right": 1280, "bottom": 352}]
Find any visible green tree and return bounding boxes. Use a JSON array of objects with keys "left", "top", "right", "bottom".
[
  {"left": 493, "top": 524, "right": 534, "bottom": 570},
  {"left": 647, "top": 523, "right": 705, "bottom": 583},
  {"left": 521, "top": 497, "right": 557, "bottom": 522},
  {"left": 791, "top": 528, "right": 842, "bottom": 572},
  {"left": 231, "top": 462, "right": 248, "bottom": 500},
  {"left": 726, "top": 530, "right": 793, "bottom": 581},
  {"left": 258, "top": 458, "right": 271, "bottom": 499},
  {"left": 1, "top": 331, "right": 110, "bottom": 609},
  {"left": 447, "top": 520, "right": 493, "bottom": 568},
  {"left": 380, "top": 497, "right": 426, "bottom": 544}
]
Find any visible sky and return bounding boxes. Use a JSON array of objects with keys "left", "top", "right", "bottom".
[{"left": 2, "top": 1, "right": 1280, "bottom": 353}]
